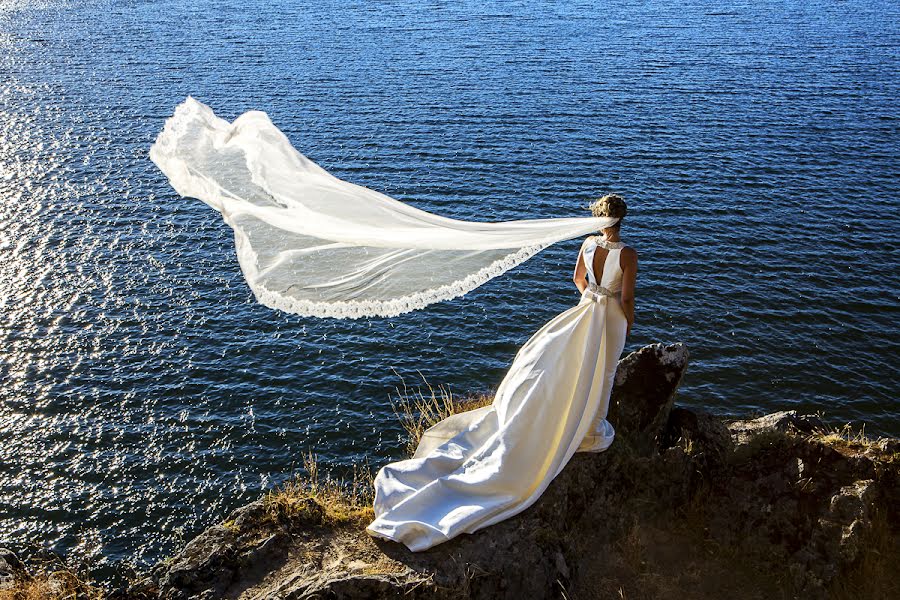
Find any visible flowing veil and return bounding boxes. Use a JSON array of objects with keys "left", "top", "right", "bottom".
[{"left": 149, "top": 97, "right": 618, "bottom": 318}]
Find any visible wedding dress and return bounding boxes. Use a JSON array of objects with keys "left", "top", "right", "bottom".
[
  {"left": 148, "top": 97, "right": 629, "bottom": 552},
  {"left": 365, "top": 236, "right": 629, "bottom": 551}
]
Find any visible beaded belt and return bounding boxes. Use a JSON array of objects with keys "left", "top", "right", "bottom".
[{"left": 583, "top": 282, "right": 617, "bottom": 301}]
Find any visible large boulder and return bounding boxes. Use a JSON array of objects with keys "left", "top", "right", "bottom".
[
  {"left": 607, "top": 342, "right": 690, "bottom": 453},
  {"left": 0, "top": 547, "right": 27, "bottom": 591},
  {"left": 139, "top": 343, "right": 899, "bottom": 600}
]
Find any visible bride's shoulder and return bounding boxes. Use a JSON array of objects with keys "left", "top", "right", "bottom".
[{"left": 620, "top": 245, "right": 638, "bottom": 266}]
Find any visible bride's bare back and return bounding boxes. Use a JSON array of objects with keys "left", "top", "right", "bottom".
[{"left": 573, "top": 235, "right": 638, "bottom": 335}]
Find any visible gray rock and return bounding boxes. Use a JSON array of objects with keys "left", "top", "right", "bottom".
[
  {"left": 877, "top": 438, "right": 900, "bottom": 454},
  {"left": 0, "top": 548, "right": 24, "bottom": 572},
  {"left": 153, "top": 524, "right": 239, "bottom": 599},
  {"left": 662, "top": 406, "right": 734, "bottom": 472},
  {"left": 827, "top": 479, "right": 876, "bottom": 564},
  {"left": 728, "top": 410, "right": 826, "bottom": 444},
  {"left": 608, "top": 342, "right": 690, "bottom": 453},
  {"left": 0, "top": 548, "right": 26, "bottom": 591},
  {"left": 230, "top": 499, "right": 269, "bottom": 530}
]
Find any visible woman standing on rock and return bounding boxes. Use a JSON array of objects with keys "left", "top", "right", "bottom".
[
  {"left": 150, "top": 98, "right": 639, "bottom": 552},
  {"left": 571, "top": 195, "right": 638, "bottom": 451},
  {"left": 365, "top": 195, "right": 637, "bottom": 550}
]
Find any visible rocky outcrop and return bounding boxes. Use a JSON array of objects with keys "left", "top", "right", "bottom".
[
  {"left": 4, "top": 343, "right": 897, "bottom": 599},
  {"left": 130, "top": 342, "right": 898, "bottom": 600},
  {"left": 131, "top": 343, "right": 688, "bottom": 599}
]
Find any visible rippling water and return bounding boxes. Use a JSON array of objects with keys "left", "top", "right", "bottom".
[{"left": 1, "top": 0, "right": 897, "bottom": 578}]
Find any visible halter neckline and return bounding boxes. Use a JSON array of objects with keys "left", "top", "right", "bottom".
[{"left": 591, "top": 236, "right": 625, "bottom": 250}]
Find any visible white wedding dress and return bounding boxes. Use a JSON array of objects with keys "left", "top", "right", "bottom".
[
  {"left": 366, "top": 236, "right": 629, "bottom": 551},
  {"left": 146, "top": 98, "right": 632, "bottom": 553}
]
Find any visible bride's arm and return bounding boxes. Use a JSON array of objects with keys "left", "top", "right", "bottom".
[
  {"left": 572, "top": 239, "right": 589, "bottom": 294},
  {"left": 619, "top": 247, "right": 638, "bottom": 335}
]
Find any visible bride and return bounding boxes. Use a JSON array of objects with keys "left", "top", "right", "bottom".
[
  {"left": 148, "top": 97, "right": 638, "bottom": 552},
  {"left": 364, "top": 195, "right": 637, "bottom": 551}
]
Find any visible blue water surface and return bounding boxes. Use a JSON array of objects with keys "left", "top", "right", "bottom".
[{"left": 0, "top": 0, "right": 897, "bottom": 576}]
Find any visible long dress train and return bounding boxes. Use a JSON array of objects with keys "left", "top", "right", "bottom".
[{"left": 366, "top": 237, "right": 629, "bottom": 551}]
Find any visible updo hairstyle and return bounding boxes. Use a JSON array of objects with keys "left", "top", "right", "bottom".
[{"left": 588, "top": 194, "right": 627, "bottom": 220}]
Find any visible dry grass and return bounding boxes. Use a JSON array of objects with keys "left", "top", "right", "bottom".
[
  {"left": 0, "top": 561, "right": 105, "bottom": 600},
  {"left": 806, "top": 421, "right": 895, "bottom": 459},
  {"left": 262, "top": 375, "right": 494, "bottom": 531},
  {"left": 262, "top": 448, "right": 376, "bottom": 527},
  {"left": 389, "top": 371, "right": 493, "bottom": 457}
]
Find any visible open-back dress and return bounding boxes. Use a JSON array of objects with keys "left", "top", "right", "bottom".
[{"left": 366, "top": 236, "right": 629, "bottom": 551}]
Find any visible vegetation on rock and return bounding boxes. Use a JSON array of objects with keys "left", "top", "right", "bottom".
[{"left": 3, "top": 344, "right": 897, "bottom": 599}]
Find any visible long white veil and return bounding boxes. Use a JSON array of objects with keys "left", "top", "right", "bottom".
[{"left": 149, "top": 97, "right": 618, "bottom": 319}]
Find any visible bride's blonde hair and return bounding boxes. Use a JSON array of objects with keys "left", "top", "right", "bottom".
[{"left": 588, "top": 194, "right": 627, "bottom": 220}]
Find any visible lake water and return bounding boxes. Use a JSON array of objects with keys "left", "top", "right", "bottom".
[{"left": 1, "top": 0, "right": 897, "bottom": 579}]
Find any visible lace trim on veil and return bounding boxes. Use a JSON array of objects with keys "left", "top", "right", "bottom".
[{"left": 244, "top": 242, "right": 549, "bottom": 319}]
